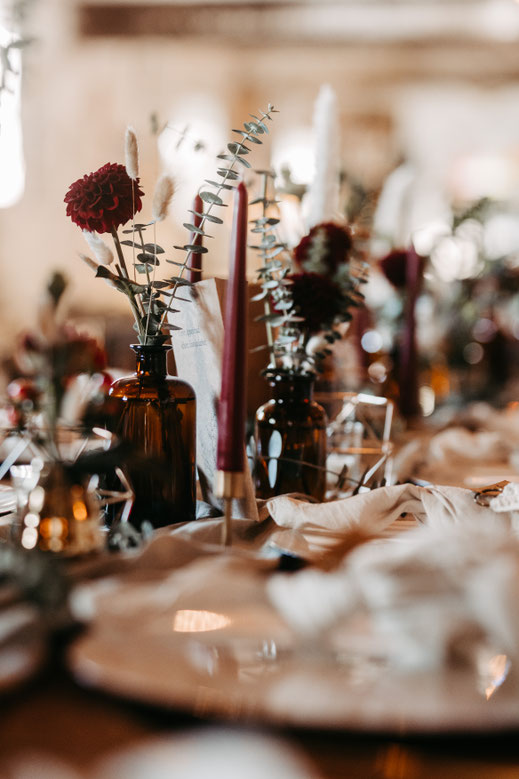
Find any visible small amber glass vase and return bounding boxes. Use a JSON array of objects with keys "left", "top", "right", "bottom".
[
  {"left": 107, "top": 345, "right": 196, "bottom": 529},
  {"left": 253, "top": 372, "right": 328, "bottom": 501}
]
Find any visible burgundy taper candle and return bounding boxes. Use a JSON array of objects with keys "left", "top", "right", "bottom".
[
  {"left": 186, "top": 193, "right": 203, "bottom": 284},
  {"left": 399, "top": 246, "right": 422, "bottom": 420},
  {"left": 216, "top": 181, "right": 248, "bottom": 474}
]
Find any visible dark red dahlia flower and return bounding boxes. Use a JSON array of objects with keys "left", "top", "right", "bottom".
[
  {"left": 294, "top": 222, "right": 353, "bottom": 276},
  {"left": 64, "top": 162, "right": 143, "bottom": 234},
  {"left": 379, "top": 248, "right": 425, "bottom": 290},
  {"left": 289, "top": 272, "right": 345, "bottom": 334},
  {"left": 378, "top": 249, "right": 409, "bottom": 289}
]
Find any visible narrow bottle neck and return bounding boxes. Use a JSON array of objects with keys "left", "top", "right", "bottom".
[
  {"left": 132, "top": 346, "right": 169, "bottom": 377},
  {"left": 270, "top": 375, "right": 315, "bottom": 403}
]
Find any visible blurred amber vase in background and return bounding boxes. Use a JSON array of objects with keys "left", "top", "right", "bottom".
[
  {"left": 108, "top": 345, "right": 196, "bottom": 529},
  {"left": 254, "top": 373, "right": 327, "bottom": 501}
]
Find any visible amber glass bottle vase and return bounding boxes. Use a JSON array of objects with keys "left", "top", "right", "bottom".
[
  {"left": 107, "top": 345, "right": 196, "bottom": 530},
  {"left": 253, "top": 372, "right": 327, "bottom": 501}
]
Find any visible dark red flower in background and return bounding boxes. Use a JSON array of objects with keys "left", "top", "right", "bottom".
[
  {"left": 294, "top": 222, "right": 353, "bottom": 276},
  {"left": 379, "top": 248, "right": 426, "bottom": 290},
  {"left": 64, "top": 162, "right": 143, "bottom": 234},
  {"left": 378, "top": 249, "right": 409, "bottom": 289},
  {"left": 288, "top": 272, "right": 345, "bottom": 334}
]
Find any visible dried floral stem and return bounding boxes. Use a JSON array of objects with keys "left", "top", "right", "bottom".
[{"left": 111, "top": 229, "right": 145, "bottom": 327}]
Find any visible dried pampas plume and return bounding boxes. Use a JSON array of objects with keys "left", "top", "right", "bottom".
[
  {"left": 125, "top": 126, "right": 139, "bottom": 181},
  {"left": 152, "top": 174, "right": 175, "bottom": 222},
  {"left": 82, "top": 230, "right": 114, "bottom": 265}
]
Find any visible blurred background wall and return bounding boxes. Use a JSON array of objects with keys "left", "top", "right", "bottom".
[{"left": 2, "top": 0, "right": 519, "bottom": 372}]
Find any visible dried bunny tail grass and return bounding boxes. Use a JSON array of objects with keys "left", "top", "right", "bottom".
[
  {"left": 79, "top": 253, "right": 116, "bottom": 288},
  {"left": 79, "top": 252, "right": 99, "bottom": 272},
  {"left": 82, "top": 230, "right": 114, "bottom": 265},
  {"left": 125, "top": 126, "right": 139, "bottom": 180},
  {"left": 152, "top": 174, "right": 175, "bottom": 222}
]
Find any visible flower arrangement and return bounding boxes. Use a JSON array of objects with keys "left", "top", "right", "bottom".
[
  {"left": 251, "top": 172, "right": 369, "bottom": 376},
  {"left": 65, "top": 108, "right": 278, "bottom": 346},
  {"left": 2, "top": 272, "right": 108, "bottom": 460}
]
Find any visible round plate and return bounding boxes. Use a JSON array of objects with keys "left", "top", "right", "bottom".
[{"left": 68, "top": 562, "right": 519, "bottom": 734}]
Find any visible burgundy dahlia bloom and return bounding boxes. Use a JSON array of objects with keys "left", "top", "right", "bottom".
[
  {"left": 379, "top": 248, "right": 425, "bottom": 290},
  {"left": 64, "top": 162, "right": 143, "bottom": 234},
  {"left": 378, "top": 249, "right": 409, "bottom": 289},
  {"left": 289, "top": 272, "right": 345, "bottom": 334},
  {"left": 294, "top": 222, "right": 353, "bottom": 276}
]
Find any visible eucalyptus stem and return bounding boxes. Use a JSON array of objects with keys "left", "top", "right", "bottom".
[
  {"left": 157, "top": 162, "right": 236, "bottom": 330},
  {"left": 158, "top": 106, "right": 278, "bottom": 331},
  {"left": 259, "top": 172, "right": 276, "bottom": 363}
]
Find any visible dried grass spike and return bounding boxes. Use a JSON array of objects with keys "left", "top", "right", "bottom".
[
  {"left": 82, "top": 230, "right": 114, "bottom": 265},
  {"left": 125, "top": 126, "right": 139, "bottom": 180},
  {"left": 152, "top": 174, "right": 175, "bottom": 222},
  {"left": 79, "top": 252, "right": 98, "bottom": 272}
]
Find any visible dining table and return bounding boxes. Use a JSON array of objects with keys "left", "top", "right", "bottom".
[{"left": 3, "top": 403, "right": 519, "bottom": 779}]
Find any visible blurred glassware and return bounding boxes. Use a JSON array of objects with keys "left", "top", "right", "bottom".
[{"left": 324, "top": 392, "right": 394, "bottom": 496}]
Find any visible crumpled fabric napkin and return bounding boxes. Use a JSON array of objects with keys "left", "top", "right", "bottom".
[
  {"left": 265, "top": 483, "right": 512, "bottom": 560},
  {"left": 393, "top": 404, "right": 519, "bottom": 484},
  {"left": 267, "top": 519, "right": 519, "bottom": 670}
]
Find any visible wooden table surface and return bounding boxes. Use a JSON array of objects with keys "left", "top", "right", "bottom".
[{"left": 2, "top": 649, "right": 519, "bottom": 779}]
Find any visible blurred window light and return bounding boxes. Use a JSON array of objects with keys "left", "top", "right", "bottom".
[
  {"left": 451, "top": 153, "right": 517, "bottom": 201},
  {"left": 361, "top": 329, "right": 383, "bottom": 354},
  {"left": 484, "top": 213, "right": 519, "bottom": 259},
  {"left": 473, "top": 317, "right": 497, "bottom": 343},
  {"left": 157, "top": 92, "right": 226, "bottom": 216},
  {"left": 0, "top": 24, "right": 25, "bottom": 208},
  {"left": 464, "top": 342, "right": 485, "bottom": 364},
  {"left": 431, "top": 236, "right": 483, "bottom": 281},
  {"left": 272, "top": 127, "right": 314, "bottom": 187},
  {"left": 411, "top": 220, "right": 451, "bottom": 257}
]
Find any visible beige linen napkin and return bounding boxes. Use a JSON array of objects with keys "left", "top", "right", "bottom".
[
  {"left": 268, "top": 520, "right": 519, "bottom": 670},
  {"left": 266, "top": 483, "right": 510, "bottom": 562}
]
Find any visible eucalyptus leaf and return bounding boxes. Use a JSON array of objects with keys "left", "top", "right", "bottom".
[
  {"left": 189, "top": 210, "right": 223, "bottom": 224},
  {"left": 136, "top": 253, "right": 160, "bottom": 265},
  {"left": 227, "top": 142, "right": 250, "bottom": 155},
  {"left": 255, "top": 313, "right": 286, "bottom": 326},
  {"left": 184, "top": 244, "right": 208, "bottom": 254},
  {"left": 122, "top": 222, "right": 153, "bottom": 233},
  {"left": 217, "top": 168, "right": 240, "bottom": 181},
  {"left": 142, "top": 243, "right": 165, "bottom": 254},
  {"left": 200, "top": 191, "right": 225, "bottom": 206},
  {"left": 167, "top": 276, "right": 194, "bottom": 286},
  {"left": 231, "top": 130, "right": 262, "bottom": 145},
  {"left": 120, "top": 239, "right": 143, "bottom": 249},
  {"left": 205, "top": 178, "right": 234, "bottom": 191},
  {"left": 183, "top": 223, "right": 212, "bottom": 237},
  {"left": 265, "top": 246, "right": 286, "bottom": 259},
  {"left": 250, "top": 290, "right": 268, "bottom": 302},
  {"left": 244, "top": 121, "right": 264, "bottom": 135}
]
